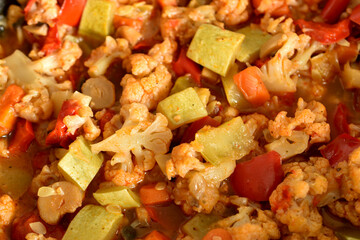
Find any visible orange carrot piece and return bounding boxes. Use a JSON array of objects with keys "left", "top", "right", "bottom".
[
  {"left": 202, "top": 228, "right": 232, "bottom": 240},
  {"left": 144, "top": 230, "right": 170, "bottom": 240},
  {"left": 139, "top": 184, "right": 171, "bottom": 205},
  {"left": 8, "top": 119, "right": 35, "bottom": 154},
  {"left": 0, "top": 85, "right": 25, "bottom": 136},
  {"left": 233, "top": 66, "right": 270, "bottom": 107},
  {"left": 113, "top": 15, "right": 144, "bottom": 30},
  {"left": 157, "top": 0, "right": 177, "bottom": 8}
]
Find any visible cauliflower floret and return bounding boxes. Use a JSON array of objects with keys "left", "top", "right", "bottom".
[
  {"left": 261, "top": 32, "right": 311, "bottom": 93},
  {"left": 14, "top": 88, "right": 53, "bottom": 122},
  {"left": 123, "top": 54, "right": 158, "bottom": 77},
  {"left": 260, "top": 15, "right": 295, "bottom": 34},
  {"left": 214, "top": 196, "right": 280, "bottom": 240},
  {"left": 31, "top": 40, "right": 82, "bottom": 77},
  {"left": 91, "top": 103, "right": 172, "bottom": 187},
  {"left": 25, "top": 233, "right": 56, "bottom": 240},
  {"left": 120, "top": 64, "right": 172, "bottom": 110},
  {"left": 30, "top": 161, "right": 62, "bottom": 195},
  {"left": 0, "top": 195, "right": 15, "bottom": 227},
  {"left": 269, "top": 157, "right": 335, "bottom": 237},
  {"left": 148, "top": 38, "right": 178, "bottom": 65},
  {"left": 0, "top": 65, "right": 8, "bottom": 91},
  {"left": 211, "top": 0, "right": 250, "bottom": 26},
  {"left": 328, "top": 200, "right": 360, "bottom": 227},
  {"left": 25, "top": 0, "right": 59, "bottom": 27},
  {"left": 160, "top": 6, "right": 222, "bottom": 45},
  {"left": 84, "top": 36, "right": 131, "bottom": 77},
  {"left": 268, "top": 98, "right": 330, "bottom": 144}
]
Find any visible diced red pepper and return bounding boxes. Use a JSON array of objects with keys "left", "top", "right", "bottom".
[
  {"left": 144, "top": 231, "right": 170, "bottom": 240},
  {"left": 139, "top": 184, "right": 171, "bottom": 205},
  {"left": 321, "top": 0, "right": 350, "bottom": 23},
  {"left": 350, "top": 4, "right": 360, "bottom": 25},
  {"left": 172, "top": 48, "right": 202, "bottom": 86},
  {"left": 295, "top": 19, "right": 351, "bottom": 45},
  {"left": 320, "top": 133, "right": 360, "bottom": 166},
  {"left": 8, "top": 119, "right": 35, "bottom": 154},
  {"left": 133, "top": 39, "right": 162, "bottom": 51},
  {"left": 41, "top": 25, "right": 62, "bottom": 55},
  {"left": 45, "top": 99, "right": 81, "bottom": 148},
  {"left": 99, "top": 109, "right": 115, "bottom": 132},
  {"left": 333, "top": 103, "right": 350, "bottom": 136},
  {"left": 181, "top": 116, "right": 220, "bottom": 143},
  {"left": 32, "top": 150, "right": 50, "bottom": 170},
  {"left": 230, "top": 151, "right": 283, "bottom": 201},
  {"left": 57, "top": 0, "right": 87, "bottom": 26}
]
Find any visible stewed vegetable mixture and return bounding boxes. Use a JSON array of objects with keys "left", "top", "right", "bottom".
[{"left": 1, "top": 0, "right": 360, "bottom": 239}]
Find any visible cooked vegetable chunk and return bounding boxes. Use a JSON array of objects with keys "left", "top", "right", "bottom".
[
  {"left": 93, "top": 186, "right": 141, "bottom": 208},
  {"left": 157, "top": 87, "right": 208, "bottom": 129},
  {"left": 170, "top": 76, "right": 197, "bottom": 95},
  {"left": 58, "top": 136, "right": 104, "bottom": 191},
  {"left": 236, "top": 26, "right": 271, "bottom": 63},
  {"left": 187, "top": 24, "right": 245, "bottom": 76},
  {"left": 194, "top": 117, "right": 254, "bottom": 165},
  {"left": 182, "top": 214, "right": 220, "bottom": 240},
  {"left": 78, "top": 0, "right": 116, "bottom": 41},
  {"left": 62, "top": 204, "right": 123, "bottom": 240}
]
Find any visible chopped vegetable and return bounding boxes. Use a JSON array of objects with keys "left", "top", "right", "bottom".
[
  {"left": 8, "top": 119, "right": 34, "bottom": 153},
  {"left": 187, "top": 24, "right": 245, "bottom": 76},
  {"left": 93, "top": 186, "right": 141, "bottom": 208},
  {"left": 321, "top": 0, "right": 350, "bottom": 23},
  {"left": 333, "top": 103, "right": 350, "bottom": 135},
  {"left": 62, "top": 205, "right": 123, "bottom": 240},
  {"left": 144, "top": 230, "right": 170, "bottom": 240},
  {"left": 295, "top": 19, "right": 351, "bottom": 45},
  {"left": 81, "top": 76, "right": 115, "bottom": 110},
  {"left": 57, "top": 0, "right": 87, "bottom": 26},
  {"left": 121, "top": 226, "right": 137, "bottom": 240},
  {"left": 202, "top": 228, "right": 232, "bottom": 240},
  {"left": 221, "top": 65, "right": 252, "bottom": 111},
  {"left": 58, "top": 136, "right": 104, "bottom": 191},
  {"left": 182, "top": 214, "right": 220, "bottom": 240},
  {"left": 172, "top": 48, "right": 202, "bottom": 86},
  {"left": 0, "top": 84, "right": 25, "bottom": 136},
  {"left": 334, "top": 40, "right": 358, "bottom": 65},
  {"left": 236, "top": 26, "right": 271, "bottom": 63},
  {"left": 350, "top": 4, "right": 360, "bottom": 25},
  {"left": 181, "top": 116, "right": 220, "bottom": 143},
  {"left": 98, "top": 108, "right": 115, "bottom": 131},
  {"left": 41, "top": 25, "right": 61, "bottom": 55},
  {"left": 170, "top": 76, "right": 197, "bottom": 95},
  {"left": 233, "top": 66, "right": 270, "bottom": 107},
  {"left": 194, "top": 117, "right": 254, "bottom": 165},
  {"left": 139, "top": 183, "right": 171, "bottom": 205},
  {"left": 157, "top": 87, "right": 208, "bottom": 130},
  {"left": 230, "top": 151, "right": 283, "bottom": 201},
  {"left": 341, "top": 62, "right": 360, "bottom": 89},
  {"left": 78, "top": 0, "right": 116, "bottom": 41},
  {"left": 320, "top": 133, "right": 360, "bottom": 166}
]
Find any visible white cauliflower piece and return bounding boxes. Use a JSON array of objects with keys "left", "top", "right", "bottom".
[
  {"left": 31, "top": 40, "right": 82, "bottom": 77},
  {"left": 123, "top": 54, "right": 158, "bottom": 77},
  {"left": 148, "top": 38, "right": 178, "bottom": 65},
  {"left": 26, "top": 233, "right": 57, "bottom": 240},
  {"left": 84, "top": 36, "right": 131, "bottom": 77},
  {"left": 91, "top": 103, "right": 172, "bottom": 187},
  {"left": 211, "top": 0, "right": 250, "bottom": 26},
  {"left": 25, "top": 0, "right": 59, "bottom": 27},
  {"left": 0, "top": 64, "right": 8, "bottom": 91},
  {"left": 120, "top": 64, "right": 172, "bottom": 110},
  {"left": 0, "top": 194, "right": 15, "bottom": 227},
  {"left": 261, "top": 32, "right": 311, "bottom": 93}
]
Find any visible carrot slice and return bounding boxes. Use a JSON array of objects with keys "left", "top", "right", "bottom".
[
  {"left": 8, "top": 119, "right": 35, "bottom": 153},
  {"left": 202, "top": 228, "right": 232, "bottom": 240},
  {"left": 144, "top": 230, "right": 170, "bottom": 240},
  {"left": 233, "top": 66, "right": 270, "bottom": 107},
  {"left": 139, "top": 184, "right": 171, "bottom": 205}
]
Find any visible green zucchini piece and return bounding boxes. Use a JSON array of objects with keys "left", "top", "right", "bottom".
[
  {"left": 321, "top": 208, "right": 347, "bottom": 230},
  {"left": 78, "top": 0, "right": 116, "bottom": 42},
  {"left": 335, "top": 228, "right": 360, "bottom": 240},
  {"left": 58, "top": 136, "right": 104, "bottom": 191},
  {"left": 221, "top": 64, "right": 252, "bottom": 111},
  {"left": 62, "top": 205, "right": 123, "bottom": 240},
  {"left": 170, "top": 76, "right": 197, "bottom": 95},
  {"left": 187, "top": 24, "right": 245, "bottom": 76},
  {"left": 236, "top": 26, "right": 271, "bottom": 63},
  {"left": 182, "top": 214, "right": 220, "bottom": 240},
  {"left": 194, "top": 117, "right": 254, "bottom": 165},
  {"left": 157, "top": 87, "right": 208, "bottom": 129},
  {"left": 93, "top": 186, "right": 141, "bottom": 208}
]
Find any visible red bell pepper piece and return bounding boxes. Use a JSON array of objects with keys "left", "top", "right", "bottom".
[
  {"left": 24, "top": 0, "right": 37, "bottom": 16},
  {"left": 230, "top": 151, "right": 283, "bottom": 201},
  {"left": 321, "top": 0, "right": 350, "bottom": 23},
  {"left": 144, "top": 231, "right": 171, "bottom": 240},
  {"left": 41, "top": 25, "right": 61, "bottom": 55},
  {"left": 350, "top": 4, "right": 360, "bottom": 25},
  {"left": 333, "top": 103, "right": 350, "bottom": 136},
  {"left": 172, "top": 48, "right": 202, "bottom": 86},
  {"left": 295, "top": 19, "right": 351, "bottom": 45},
  {"left": 157, "top": 0, "right": 177, "bottom": 8},
  {"left": 45, "top": 99, "right": 81, "bottom": 148},
  {"left": 320, "top": 133, "right": 360, "bottom": 166},
  {"left": 57, "top": 0, "right": 87, "bottom": 26},
  {"left": 181, "top": 116, "right": 220, "bottom": 143},
  {"left": 8, "top": 119, "right": 35, "bottom": 153}
]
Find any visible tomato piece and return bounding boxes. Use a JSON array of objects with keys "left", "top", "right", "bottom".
[
  {"left": 333, "top": 103, "right": 349, "bottom": 136},
  {"left": 350, "top": 4, "right": 360, "bottom": 25},
  {"left": 145, "top": 230, "right": 171, "bottom": 240},
  {"left": 202, "top": 229, "right": 232, "bottom": 240},
  {"left": 233, "top": 66, "right": 270, "bottom": 107},
  {"left": 230, "top": 151, "right": 283, "bottom": 201},
  {"left": 45, "top": 99, "right": 81, "bottom": 148},
  {"left": 320, "top": 133, "right": 360, "bottom": 166},
  {"left": 321, "top": 0, "right": 350, "bottom": 23},
  {"left": 32, "top": 150, "right": 50, "bottom": 170},
  {"left": 8, "top": 119, "right": 35, "bottom": 153},
  {"left": 41, "top": 25, "right": 61, "bottom": 55},
  {"left": 295, "top": 19, "right": 351, "bottom": 44},
  {"left": 181, "top": 116, "right": 220, "bottom": 143},
  {"left": 57, "top": 0, "right": 87, "bottom": 26},
  {"left": 172, "top": 48, "right": 202, "bottom": 86}
]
